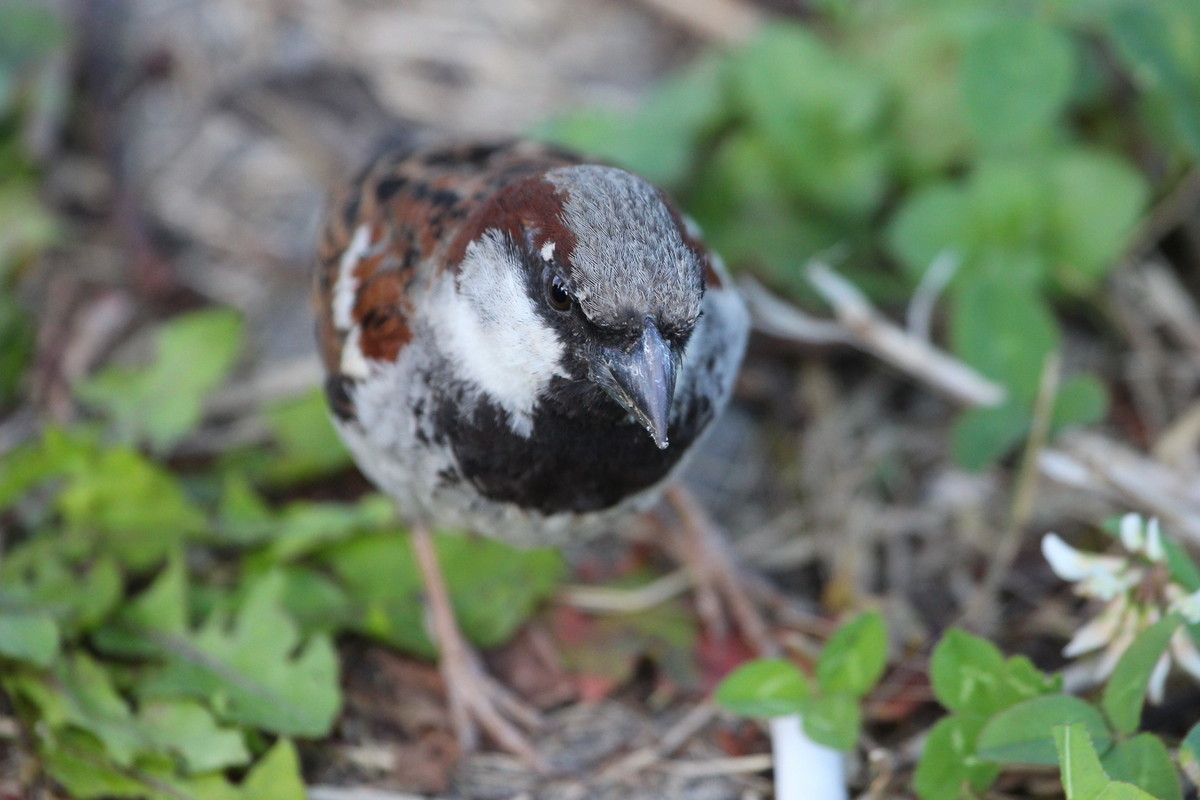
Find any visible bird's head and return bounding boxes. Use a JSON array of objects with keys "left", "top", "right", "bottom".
[{"left": 443, "top": 163, "right": 706, "bottom": 447}]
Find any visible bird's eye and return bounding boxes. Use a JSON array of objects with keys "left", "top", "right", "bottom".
[{"left": 546, "top": 274, "right": 572, "bottom": 312}]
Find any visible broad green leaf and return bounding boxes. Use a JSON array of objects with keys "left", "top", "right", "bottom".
[
  {"left": 977, "top": 695, "right": 1112, "bottom": 766},
  {"left": 438, "top": 534, "right": 565, "bottom": 648},
  {"left": 76, "top": 308, "right": 243, "bottom": 452},
  {"left": 931, "top": 629, "right": 1007, "bottom": 713},
  {"left": 542, "top": 56, "right": 727, "bottom": 187},
  {"left": 951, "top": 276, "right": 1058, "bottom": 404},
  {"left": 731, "top": 23, "right": 888, "bottom": 216},
  {"left": 1055, "top": 723, "right": 1159, "bottom": 800},
  {"left": 55, "top": 654, "right": 148, "bottom": 767},
  {"left": 1101, "top": 734, "right": 1182, "bottom": 800},
  {"left": 261, "top": 388, "right": 351, "bottom": 484},
  {"left": 262, "top": 494, "right": 394, "bottom": 562},
  {"left": 40, "top": 730, "right": 150, "bottom": 799},
  {"left": 714, "top": 658, "right": 810, "bottom": 718},
  {"left": 930, "top": 629, "right": 1051, "bottom": 715},
  {"left": 1056, "top": 722, "right": 1116, "bottom": 800},
  {"left": 1103, "top": 613, "right": 1182, "bottom": 735},
  {"left": 965, "top": 161, "right": 1052, "bottom": 270},
  {"left": 816, "top": 611, "right": 887, "bottom": 696},
  {"left": 56, "top": 447, "right": 205, "bottom": 570},
  {"left": 138, "top": 700, "right": 250, "bottom": 774},
  {"left": 1046, "top": 149, "right": 1148, "bottom": 293},
  {"left": 93, "top": 551, "right": 188, "bottom": 658},
  {"left": 1104, "top": 3, "right": 1200, "bottom": 156},
  {"left": 1052, "top": 375, "right": 1108, "bottom": 431},
  {"left": 951, "top": 400, "right": 1029, "bottom": 471},
  {"left": 238, "top": 739, "right": 307, "bottom": 800},
  {"left": 802, "top": 691, "right": 860, "bottom": 751},
  {"left": 325, "top": 532, "right": 564, "bottom": 657},
  {"left": 0, "top": 547, "right": 122, "bottom": 636},
  {"left": 138, "top": 571, "right": 340, "bottom": 737},
  {"left": 914, "top": 714, "right": 1001, "bottom": 800},
  {"left": 0, "top": 610, "right": 59, "bottom": 665},
  {"left": 961, "top": 17, "right": 1075, "bottom": 149},
  {"left": 277, "top": 566, "right": 352, "bottom": 635},
  {"left": 886, "top": 183, "right": 969, "bottom": 278}
]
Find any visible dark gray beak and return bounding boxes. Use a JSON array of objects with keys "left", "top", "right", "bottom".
[{"left": 593, "top": 319, "right": 678, "bottom": 449}]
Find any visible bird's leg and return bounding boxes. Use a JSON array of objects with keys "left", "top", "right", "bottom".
[
  {"left": 409, "top": 522, "right": 545, "bottom": 768},
  {"left": 663, "top": 484, "right": 777, "bottom": 656}
]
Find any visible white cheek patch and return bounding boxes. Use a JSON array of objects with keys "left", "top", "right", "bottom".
[
  {"left": 430, "top": 231, "right": 566, "bottom": 437},
  {"left": 333, "top": 224, "right": 372, "bottom": 331},
  {"left": 340, "top": 325, "right": 371, "bottom": 379},
  {"left": 540, "top": 240, "right": 556, "bottom": 261}
]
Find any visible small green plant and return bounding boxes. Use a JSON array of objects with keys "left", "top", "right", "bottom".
[
  {"left": 544, "top": 1, "right": 1200, "bottom": 468},
  {"left": 0, "top": 310, "right": 565, "bottom": 797},
  {"left": 715, "top": 611, "right": 887, "bottom": 750}
]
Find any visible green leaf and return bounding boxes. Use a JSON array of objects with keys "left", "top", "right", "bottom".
[
  {"left": 731, "top": 23, "right": 888, "bottom": 216},
  {"left": 1104, "top": 3, "right": 1200, "bottom": 156},
  {"left": 239, "top": 739, "right": 307, "bottom": 800},
  {"left": 961, "top": 17, "right": 1075, "bottom": 149},
  {"left": 1055, "top": 723, "right": 1160, "bottom": 800},
  {"left": 802, "top": 691, "right": 860, "bottom": 751},
  {"left": 40, "top": 729, "right": 149, "bottom": 799},
  {"left": 1101, "top": 734, "right": 1182, "bottom": 800},
  {"left": 138, "top": 571, "right": 340, "bottom": 737},
  {"left": 886, "top": 183, "right": 969, "bottom": 278},
  {"left": 1052, "top": 375, "right": 1108, "bottom": 431},
  {"left": 439, "top": 535, "right": 565, "bottom": 648},
  {"left": 56, "top": 447, "right": 206, "bottom": 570},
  {"left": 76, "top": 308, "right": 243, "bottom": 452},
  {"left": 325, "top": 531, "right": 564, "bottom": 657},
  {"left": 930, "top": 629, "right": 1052, "bottom": 715},
  {"left": 93, "top": 550, "right": 188, "bottom": 658},
  {"left": 0, "top": 610, "right": 59, "bottom": 665},
  {"left": 951, "top": 400, "right": 1030, "bottom": 470},
  {"left": 951, "top": 275, "right": 1058, "bottom": 404},
  {"left": 1103, "top": 613, "right": 1182, "bottom": 735},
  {"left": 138, "top": 700, "right": 250, "bottom": 774},
  {"left": 977, "top": 695, "right": 1112, "bottom": 766},
  {"left": 1046, "top": 149, "right": 1148, "bottom": 293},
  {"left": 263, "top": 495, "right": 394, "bottom": 562},
  {"left": 541, "top": 56, "right": 727, "bottom": 187},
  {"left": 931, "top": 629, "right": 1006, "bottom": 713},
  {"left": 1181, "top": 720, "right": 1200, "bottom": 782},
  {"left": 0, "top": 1, "right": 65, "bottom": 69},
  {"left": 56, "top": 654, "right": 148, "bottom": 767},
  {"left": 261, "top": 388, "right": 351, "bottom": 484},
  {"left": 816, "top": 611, "right": 887, "bottom": 696},
  {"left": 914, "top": 714, "right": 1001, "bottom": 800},
  {"left": 714, "top": 658, "right": 810, "bottom": 718}
]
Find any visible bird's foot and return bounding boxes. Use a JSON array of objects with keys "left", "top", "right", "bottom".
[
  {"left": 436, "top": 637, "right": 546, "bottom": 769},
  {"left": 663, "top": 484, "right": 776, "bottom": 657},
  {"left": 410, "top": 521, "right": 546, "bottom": 768}
]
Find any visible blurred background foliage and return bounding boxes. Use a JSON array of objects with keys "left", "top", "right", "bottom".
[{"left": 545, "top": 0, "right": 1199, "bottom": 468}]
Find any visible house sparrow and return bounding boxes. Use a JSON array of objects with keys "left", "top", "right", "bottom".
[{"left": 313, "top": 139, "right": 759, "bottom": 763}]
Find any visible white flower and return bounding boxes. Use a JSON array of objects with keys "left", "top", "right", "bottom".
[
  {"left": 1168, "top": 587, "right": 1200, "bottom": 625},
  {"left": 1144, "top": 518, "right": 1165, "bottom": 563},
  {"left": 1041, "top": 533, "right": 1142, "bottom": 601},
  {"left": 1119, "top": 512, "right": 1144, "bottom": 553},
  {"left": 1042, "top": 516, "right": 1200, "bottom": 705}
]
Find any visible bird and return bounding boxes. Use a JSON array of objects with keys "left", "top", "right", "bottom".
[{"left": 312, "top": 138, "right": 764, "bottom": 764}]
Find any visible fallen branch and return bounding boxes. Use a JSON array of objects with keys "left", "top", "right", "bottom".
[{"left": 740, "top": 266, "right": 1006, "bottom": 408}]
